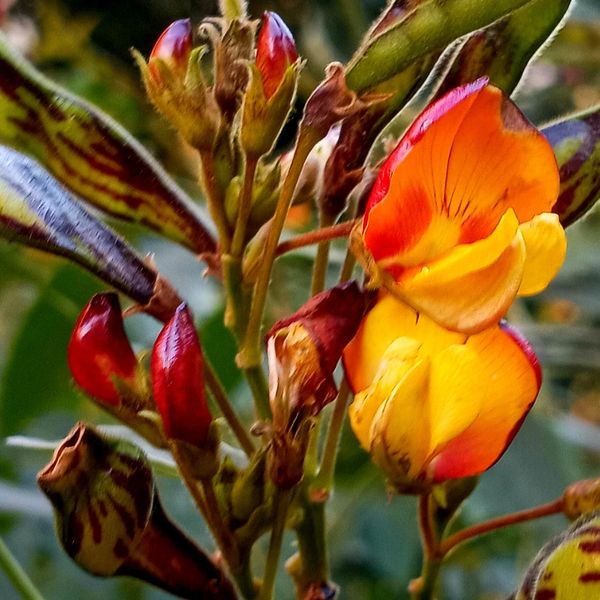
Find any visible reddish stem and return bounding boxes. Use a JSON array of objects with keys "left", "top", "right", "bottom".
[{"left": 275, "top": 220, "right": 357, "bottom": 257}]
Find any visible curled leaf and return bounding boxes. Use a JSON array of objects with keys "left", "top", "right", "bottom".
[
  {"left": 543, "top": 107, "right": 600, "bottom": 226},
  {"left": 0, "top": 144, "right": 180, "bottom": 321},
  {"left": 0, "top": 32, "right": 215, "bottom": 255}
]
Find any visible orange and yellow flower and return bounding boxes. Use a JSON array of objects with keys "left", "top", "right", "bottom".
[
  {"left": 343, "top": 294, "right": 541, "bottom": 492},
  {"left": 357, "top": 77, "right": 566, "bottom": 334}
]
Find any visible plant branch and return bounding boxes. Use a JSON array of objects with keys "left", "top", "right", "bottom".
[
  {"left": 439, "top": 497, "right": 564, "bottom": 556},
  {"left": 0, "top": 537, "right": 45, "bottom": 600},
  {"left": 418, "top": 494, "right": 437, "bottom": 558},
  {"left": 204, "top": 358, "right": 255, "bottom": 456},
  {"left": 231, "top": 156, "right": 259, "bottom": 258},
  {"left": 275, "top": 220, "right": 357, "bottom": 258}
]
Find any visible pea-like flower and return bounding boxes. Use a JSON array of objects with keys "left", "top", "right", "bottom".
[
  {"left": 343, "top": 294, "right": 541, "bottom": 492},
  {"left": 355, "top": 77, "right": 566, "bottom": 334}
]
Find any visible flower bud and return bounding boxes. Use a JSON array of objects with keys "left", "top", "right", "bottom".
[
  {"left": 38, "top": 423, "right": 236, "bottom": 599},
  {"left": 563, "top": 477, "right": 600, "bottom": 520},
  {"left": 151, "top": 304, "right": 212, "bottom": 447},
  {"left": 148, "top": 19, "right": 193, "bottom": 85},
  {"left": 256, "top": 12, "right": 298, "bottom": 100},
  {"left": 68, "top": 293, "right": 138, "bottom": 407}
]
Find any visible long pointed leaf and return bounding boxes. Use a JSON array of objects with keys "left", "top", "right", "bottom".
[
  {"left": 0, "top": 32, "right": 215, "bottom": 255},
  {"left": 436, "top": 0, "right": 571, "bottom": 95},
  {"left": 543, "top": 107, "right": 600, "bottom": 226},
  {"left": 345, "top": 0, "right": 532, "bottom": 93},
  {"left": 0, "top": 144, "right": 179, "bottom": 316}
]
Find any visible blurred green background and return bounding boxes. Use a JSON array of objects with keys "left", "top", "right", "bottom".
[{"left": 0, "top": 0, "right": 599, "bottom": 598}]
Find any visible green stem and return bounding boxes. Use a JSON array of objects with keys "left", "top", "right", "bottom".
[
  {"left": 295, "top": 491, "right": 328, "bottom": 588},
  {"left": 339, "top": 251, "right": 357, "bottom": 283},
  {"left": 231, "top": 156, "right": 259, "bottom": 258},
  {"left": 0, "top": 537, "right": 45, "bottom": 600},
  {"left": 410, "top": 494, "right": 441, "bottom": 600},
  {"left": 239, "top": 128, "right": 323, "bottom": 369},
  {"left": 231, "top": 553, "right": 258, "bottom": 600},
  {"left": 409, "top": 556, "right": 442, "bottom": 600},
  {"left": 244, "top": 365, "right": 271, "bottom": 421},
  {"left": 199, "top": 150, "right": 232, "bottom": 252},
  {"left": 259, "top": 488, "right": 292, "bottom": 600},
  {"left": 204, "top": 357, "right": 255, "bottom": 457},
  {"left": 312, "top": 380, "right": 351, "bottom": 496},
  {"left": 310, "top": 213, "right": 335, "bottom": 297}
]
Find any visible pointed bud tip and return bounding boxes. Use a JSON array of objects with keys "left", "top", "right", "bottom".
[
  {"left": 68, "top": 293, "right": 137, "bottom": 406},
  {"left": 256, "top": 11, "right": 298, "bottom": 99},
  {"left": 151, "top": 304, "right": 212, "bottom": 447},
  {"left": 150, "top": 19, "right": 193, "bottom": 83}
]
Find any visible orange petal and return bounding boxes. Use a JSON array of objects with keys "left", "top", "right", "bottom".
[
  {"left": 363, "top": 81, "right": 559, "bottom": 268},
  {"left": 430, "top": 322, "right": 541, "bottom": 481},
  {"left": 518, "top": 213, "right": 567, "bottom": 296},
  {"left": 391, "top": 210, "right": 526, "bottom": 333},
  {"left": 343, "top": 294, "right": 466, "bottom": 394}
]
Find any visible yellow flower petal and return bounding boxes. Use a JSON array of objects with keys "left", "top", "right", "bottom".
[
  {"left": 430, "top": 323, "right": 540, "bottom": 481},
  {"left": 391, "top": 210, "right": 526, "bottom": 333},
  {"left": 518, "top": 212, "right": 567, "bottom": 296},
  {"left": 427, "top": 345, "right": 482, "bottom": 458},
  {"left": 348, "top": 337, "right": 422, "bottom": 450},
  {"left": 343, "top": 295, "right": 465, "bottom": 394}
]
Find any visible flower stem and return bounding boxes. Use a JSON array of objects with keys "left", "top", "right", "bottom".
[
  {"left": 275, "top": 220, "right": 357, "bottom": 258},
  {"left": 418, "top": 494, "right": 437, "bottom": 558},
  {"left": 231, "top": 156, "right": 259, "bottom": 258},
  {"left": 312, "top": 380, "right": 351, "bottom": 497},
  {"left": 259, "top": 488, "right": 292, "bottom": 600},
  {"left": 0, "top": 537, "right": 45, "bottom": 600},
  {"left": 244, "top": 364, "right": 271, "bottom": 421},
  {"left": 199, "top": 150, "right": 231, "bottom": 252},
  {"left": 310, "top": 213, "right": 335, "bottom": 296},
  {"left": 239, "top": 128, "right": 323, "bottom": 370},
  {"left": 439, "top": 497, "right": 564, "bottom": 556},
  {"left": 204, "top": 357, "right": 255, "bottom": 456},
  {"left": 410, "top": 494, "right": 441, "bottom": 600}
]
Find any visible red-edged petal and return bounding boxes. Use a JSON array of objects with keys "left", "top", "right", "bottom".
[
  {"left": 256, "top": 11, "right": 298, "bottom": 99},
  {"left": 68, "top": 293, "right": 137, "bottom": 406},
  {"left": 151, "top": 304, "right": 212, "bottom": 446},
  {"left": 149, "top": 19, "right": 193, "bottom": 82}
]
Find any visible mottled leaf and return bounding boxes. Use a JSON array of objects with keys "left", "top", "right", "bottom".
[
  {"left": 437, "top": 0, "right": 571, "bottom": 95},
  {"left": 345, "top": 0, "right": 532, "bottom": 93},
  {"left": 543, "top": 107, "right": 600, "bottom": 226},
  {"left": 0, "top": 144, "right": 180, "bottom": 315},
  {"left": 513, "top": 509, "right": 600, "bottom": 599},
  {"left": 0, "top": 32, "right": 215, "bottom": 255}
]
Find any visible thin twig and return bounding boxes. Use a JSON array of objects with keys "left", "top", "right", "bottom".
[{"left": 276, "top": 220, "right": 357, "bottom": 257}]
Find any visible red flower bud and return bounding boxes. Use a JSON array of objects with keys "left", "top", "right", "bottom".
[
  {"left": 68, "top": 293, "right": 138, "bottom": 406},
  {"left": 149, "top": 18, "right": 193, "bottom": 84},
  {"left": 256, "top": 11, "right": 298, "bottom": 99},
  {"left": 151, "top": 304, "right": 212, "bottom": 447}
]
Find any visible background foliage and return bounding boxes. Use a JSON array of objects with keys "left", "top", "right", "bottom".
[{"left": 0, "top": 0, "right": 599, "bottom": 598}]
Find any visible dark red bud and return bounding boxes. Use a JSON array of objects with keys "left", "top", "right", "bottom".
[
  {"left": 256, "top": 11, "right": 298, "bottom": 99},
  {"left": 68, "top": 293, "right": 138, "bottom": 406},
  {"left": 151, "top": 304, "right": 212, "bottom": 446},
  {"left": 268, "top": 281, "right": 370, "bottom": 375},
  {"left": 149, "top": 18, "right": 193, "bottom": 83}
]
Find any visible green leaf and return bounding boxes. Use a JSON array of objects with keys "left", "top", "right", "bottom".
[
  {"left": 0, "top": 265, "right": 100, "bottom": 436},
  {"left": 0, "top": 32, "right": 215, "bottom": 255},
  {"left": 345, "top": 0, "right": 533, "bottom": 93},
  {"left": 436, "top": 0, "right": 571, "bottom": 95},
  {"left": 543, "top": 107, "right": 600, "bottom": 226},
  {"left": 0, "top": 144, "right": 163, "bottom": 306}
]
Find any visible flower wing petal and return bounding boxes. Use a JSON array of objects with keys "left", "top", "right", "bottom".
[
  {"left": 430, "top": 323, "right": 541, "bottom": 481},
  {"left": 518, "top": 212, "right": 567, "bottom": 296}
]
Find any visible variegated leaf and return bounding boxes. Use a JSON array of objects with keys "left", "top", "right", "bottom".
[
  {"left": 0, "top": 32, "right": 215, "bottom": 255},
  {"left": 543, "top": 107, "right": 600, "bottom": 226},
  {"left": 437, "top": 0, "right": 571, "bottom": 95},
  {"left": 0, "top": 144, "right": 179, "bottom": 318}
]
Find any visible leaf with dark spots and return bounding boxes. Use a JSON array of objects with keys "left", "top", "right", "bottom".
[
  {"left": 543, "top": 107, "right": 600, "bottom": 227},
  {"left": 436, "top": 0, "right": 571, "bottom": 96},
  {"left": 0, "top": 32, "right": 215, "bottom": 255},
  {"left": 0, "top": 144, "right": 164, "bottom": 307}
]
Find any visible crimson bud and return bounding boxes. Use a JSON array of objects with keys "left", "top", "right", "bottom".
[{"left": 149, "top": 18, "right": 193, "bottom": 84}]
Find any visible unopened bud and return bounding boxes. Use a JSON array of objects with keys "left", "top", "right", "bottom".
[
  {"left": 256, "top": 12, "right": 298, "bottom": 100},
  {"left": 38, "top": 423, "right": 235, "bottom": 599},
  {"left": 68, "top": 293, "right": 139, "bottom": 407},
  {"left": 563, "top": 477, "right": 600, "bottom": 520},
  {"left": 151, "top": 304, "right": 212, "bottom": 448},
  {"left": 149, "top": 19, "right": 193, "bottom": 85}
]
